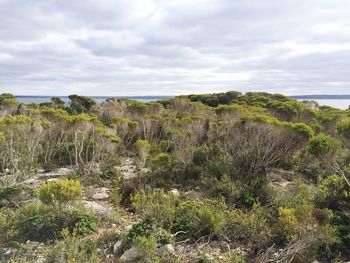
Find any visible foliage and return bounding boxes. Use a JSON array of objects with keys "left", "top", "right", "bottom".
[
  {"left": 223, "top": 203, "right": 271, "bottom": 247},
  {"left": 38, "top": 179, "right": 82, "bottom": 207},
  {"left": 1, "top": 91, "right": 350, "bottom": 261},
  {"left": 0, "top": 185, "right": 33, "bottom": 208},
  {"left": 46, "top": 228, "right": 98, "bottom": 263},
  {"left": 123, "top": 219, "right": 173, "bottom": 250},
  {"left": 172, "top": 200, "right": 224, "bottom": 241},
  {"left": 135, "top": 139, "right": 151, "bottom": 169},
  {"left": 317, "top": 174, "right": 350, "bottom": 210},
  {"left": 308, "top": 133, "right": 342, "bottom": 159},
  {"left": 131, "top": 189, "right": 177, "bottom": 227},
  {"left": 5, "top": 203, "right": 97, "bottom": 242}
]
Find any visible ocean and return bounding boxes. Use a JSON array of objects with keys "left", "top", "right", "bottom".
[
  {"left": 15, "top": 96, "right": 173, "bottom": 104},
  {"left": 14, "top": 96, "right": 350, "bottom": 110},
  {"left": 296, "top": 99, "right": 349, "bottom": 110}
]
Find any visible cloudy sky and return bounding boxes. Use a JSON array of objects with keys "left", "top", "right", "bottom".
[{"left": 0, "top": 0, "right": 350, "bottom": 96}]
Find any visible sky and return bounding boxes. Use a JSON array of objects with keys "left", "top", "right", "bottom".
[{"left": 0, "top": 0, "right": 350, "bottom": 96}]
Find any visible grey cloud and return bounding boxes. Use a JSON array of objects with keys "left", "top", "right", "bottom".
[{"left": 0, "top": 0, "right": 350, "bottom": 95}]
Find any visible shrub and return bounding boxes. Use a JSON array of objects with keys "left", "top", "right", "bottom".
[
  {"left": 278, "top": 207, "right": 298, "bottom": 241},
  {"left": 123, "top": 219, "right": 173, "bottom": 250},
  {"left": 172, "top": 200, "right": 224, "bottom": 241},
  {"left": 131, "top": 189, "right": 177, "bottom": 227},
  {"left": 223, "top": 203, "right": 271, "bottom": 247},
  {"left": 308, "top": 133, "right": 342, "bottom": 159},
  {"left": 46, "top": 228, "right": 98, "bottom": 263},
  {"left": 135, "top": 139, "right": 151, "bottom": 169},
  {"left": 317, "top": 174, "right": 350, "bottom": 210},
  {"left": 38, "top": 179, "right": 82, "bottom": 207},
  {"left": 12, "top": 204, "right": 97, "bottom": 242},
  {"left": 202, "top": 174, "right": 240, "bottom": 204},
  {"left": 0, "top": 185, "right": 33, "bottom": 208}
]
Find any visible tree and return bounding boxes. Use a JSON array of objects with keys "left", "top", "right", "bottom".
[
  {"left": 68, "top": 95, "right": 96, "bottom": 114},
  {"left": 135, "top": 139, "right": 151, "bottom": 169},
  {"left": 222, "top": 115, "right": 313, "bottom": 173},
  {"left": 308, "top": 134, "right": 350, "bottom": 186}
]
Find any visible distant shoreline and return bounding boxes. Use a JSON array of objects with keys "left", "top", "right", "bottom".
[
  {"left": 290, "top": 95, "right": 350, "bottom": 99},
  {"left": 14, "top": 95, "right": 174, "bottom": 99},
  {"left": 13, "top": 95, "right": 350, "bottom": 100}
]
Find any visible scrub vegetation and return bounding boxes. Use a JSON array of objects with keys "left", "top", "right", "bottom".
[{"left": 0, "top": 91, "right": 349, "bottom": 262}]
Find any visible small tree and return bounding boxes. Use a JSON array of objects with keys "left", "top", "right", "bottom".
[
  {"left": 308, "top": 133, "right": 350, "bottom": 186},
  {"left": 135, "top": 139, "right": 151, "bottom": 169},
  {"left": 39, "top": 179, "right": 82, "bottom": 207}
]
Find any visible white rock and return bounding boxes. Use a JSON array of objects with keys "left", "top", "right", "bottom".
[
  {"left": 120, "top": 247, "right": 138, "bottom": 262},
  {"left": 82, "top": 200, "right": 112, "bottom": 216},
  {"left": 125, "top": 224, "right": 133, "bottom": 232},
  {"left": 46, "top": 178, "right": 59, "bottom": 183},
  {"left": 169, "top": 189, "right": 180, "bottom": 196},
  {"left": 113, "top": 240, "right": 123, "bottom": 255},
  {"left": 92, "top": 188, "right": 110, "bottom": 200},
  {"left": 158, "top": 244, "right": 175, "bottom": 254}
]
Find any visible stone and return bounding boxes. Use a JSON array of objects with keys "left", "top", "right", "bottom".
[
  {"left": 169, "top": 188, "right": 180, "bottom": 196},
  {"left": 120, "top": 246, "right": 138, "bottom": 262},
  {"left": 158, "top": 244, "right": 175, "bottom": 254},
  {"left": 82, "top": 200, "right": 112, "bottom": 216},
  {"left": 46, "top": 178, "right": 59, "bottom": 183},
  {"left": 125, "top": 224, "right": 134, "bottom": 232},
  {"left": 92, "top": 187, "right": 110, "bottom": 200},
  {"left": 204, "top": 253, "right": 215, "bottom": 261},
  {"left": 113, "top": 240, "right": 123, "bottom": 255}
]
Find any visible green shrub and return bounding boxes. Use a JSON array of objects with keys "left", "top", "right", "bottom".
[
  {"left": 131, "top": 189, "right": 177, "bottom": 227},
  {"left": 172, "top": 200, "right": 223, "bottom": 241},
  {"left": 46, "top": 228, "right": 98, "bottom": 263},
  {"left": 222, "top": 250, "right": 247, "bottom": 263},
  {"left": 12, "top": 204, "right": 97, "bottom": 242},
  {"left": 223, "top": 203, "right": 271, "bottom": 247},
  {"left": 317, "top": 174, "right": 350, "bottom": 210},
  {"left": 38, "top": 179, "right": 82, "bottom": 207},
  {"left": 308, "top": 133, "right": 342, "bottom": 159},
  {"left": 124, "top": 219, "right": 173, "bottom": 250},
  {"left": 202, "top": 174, "right": 240, "bottom": 204},
  {"left": 0, "top": 185, "right": 33, "bottom": 208}
]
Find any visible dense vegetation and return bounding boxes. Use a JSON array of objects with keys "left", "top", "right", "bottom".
[{"left": 0, "top": 91, "right": 349, "bottom": 262}]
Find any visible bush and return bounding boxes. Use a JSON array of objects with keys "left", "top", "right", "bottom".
[
  {"left": 123, "top": 219, "right": 173, "bottom": 250},
  {"left": 38, "top": 179, "right": 82, "bottom": 207},
  {"left": 223, "top": 203, "right": 271, "bottom": 247},
  {"left": 308, "top": 133, "right": 342, "bottom": 159},
  {"left": 317, "top": 174, "right": 350, "bottom": 210},
  {"left": 46, "top": 228, "right": 98, "bottom": 263},
  {"left": 0, "top": 185, "right": 33, "bottom": 208},
  {"left": 202, "top": 174, "right": 240, "bottom": 204},
  {"left": 11, "top": 204, "right": 97, "bottom": 242},
  {"left": 278, "top": 207, "right": 298, "bottom": 241},
  {"left": 172, "top": 200, "right": 224, "bottom": 241},
  {"left": 131, "top": 189, "right": 177, "bottom": 227}
]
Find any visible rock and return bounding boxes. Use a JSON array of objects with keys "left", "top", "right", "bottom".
[
  {"left": 2, "top": 248, "right": 17, "bottom": 261},
  {"left": 120, "top": 246, "right": 138, "bottom": 262},
  {"left": 120, "top": 224, "right": 135, "bottom": 236},
  {"left": 46, "top": 178, "right": 59, "bottom": 183},
  {"left": 158, "top": 244, "right": 175, "bottom": 254},
  {"left": 82, "top": 200, "right": 112, "bottom": 216},
  {"left": 113, "top": 240, "right": 123, "bottom": 255},
  {"left": 92, "top": 187, "right": 110, "bottom": 200},
  {"left": 203, "top": 253, "right": 215, "bottom": 261},
  {"left": 169, "top": 188, "right": 180, "bottom": 196},
  {"left": 23, "top": 177, "right": 42, "bottom": 188}
]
